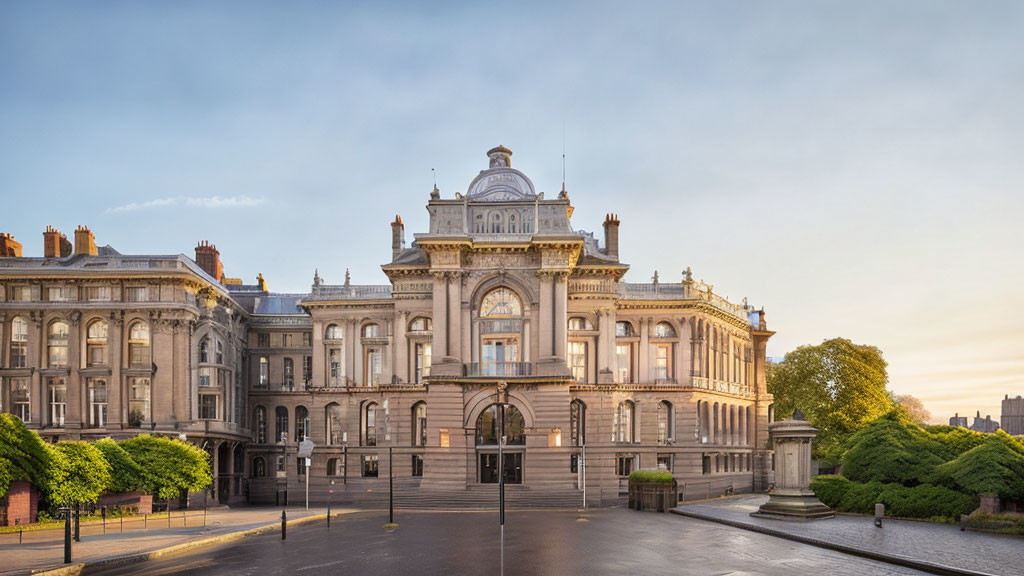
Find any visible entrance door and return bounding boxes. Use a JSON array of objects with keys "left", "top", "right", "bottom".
[{"left": 479, "top": 452, "right": 523, "bottom": 484}]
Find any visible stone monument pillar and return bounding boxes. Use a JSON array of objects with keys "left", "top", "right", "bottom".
[{"left": 752, "top": 410, "right": 834, "bottom": 520}]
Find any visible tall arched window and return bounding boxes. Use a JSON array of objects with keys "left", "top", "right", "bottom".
[
  {"left": 479, "top": 288, "right": 523, "bottom": 376},
  {"left": 86, "top": 320, "right": 108, "bottom": 366},
  {"left": 326, "top": 324, "right": 344, "bottom": 339},
  {"left": 614, "top": 400, "right": 635, "bottom": 443},
  {"left": 251, "top": 457, "right": 266, "bottom": 478},
  {"left": 490, "top": 212, "right": 503, "bottom": 233},
  {"left": 475, "top": 404, "right": 526, "bottom": 446},
  {"left": 508, "top": 211, "right": 518, "bottom": 233},
  {"left": 10, "top": 316, "right": 28, "bottom": 368},
  {"left": 570, "top": 400, "right": 586, "bottom": 446},
  {"left": 275, "top": 406, "right": 289, "bottom": 443},
  {"left": 295, "top": 405, "right": 309, "bottom": 442},
  {"left": 412, "top": 401, "right": 427, "bottom": 447},
  {"left": 199, "top": 337, "right": 210, "bottom": 363},
  {"left": 254, "top": 406, "right": 267, "bottom": 444},
  {"left": 284, "top": 358, "right": 294, "bottom": 389},
  {"left": 48, "top": 320, "right": 69, "bottom": 368},
  {"left": 326, "top": 403, "right": 344, "bottom": 445},
  {"left": 362, "top": 324, "right": 382, "bottom": 386},
  {"left": 325, "top": 324, "right": 344, "bottom": 386},
  {"left": 128, "top": 322, "right": 150, "bottom": 367},
  {"left": 362, "top": 402, "right": 378, "bottom": 446},
  {"left": 658, "top": 400, "right": 674, "bottom": 445}
]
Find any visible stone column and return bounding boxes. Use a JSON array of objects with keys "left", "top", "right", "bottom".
[
  {"left": 447, "top": 273, "right": 462, "bottom": 362},
  {"left": 638, "top": 317, "right": 649, "bottom": 383},
  {"left": 431, "top": 273, "right": 448, "bottom": 358},
  {"left": 596, "top": 309, "right": 609, "bottom": 375},
  {"left": 553, "top": 273, "right": 567, "bottom": 361},
  {"left": 753, "top": 411, "right": 834, "bottom": 520},
  {"left": 537, "top": 273, "right": 553, "bottom": 358},
  {"left": 393, "top": 311, "right": 407, "bottom": 384}
]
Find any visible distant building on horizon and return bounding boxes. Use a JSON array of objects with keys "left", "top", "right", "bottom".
[
  {"left": 1002, "top": 395, "right": 1024, "bottom": 435},
  {"left": 948, "top": 411, "right": 1000, "bottom": 433}
]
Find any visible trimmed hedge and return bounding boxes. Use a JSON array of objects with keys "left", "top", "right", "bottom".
[
  {"left": 628, "top": 470, "right": 675, "bottom": 485},
  {"left": 95, "top": 438, "right": 146, "bottom": 495},
  {"left": 811, "top": 475, "right": 977, "bottom": 521},
  {"left": 928, "top": 432, "right": 1024, "bottom": 501}
]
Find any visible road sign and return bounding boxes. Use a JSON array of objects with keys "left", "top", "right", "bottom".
[{"left": 298, "top": 439, "right": 314, "bottom": 458}]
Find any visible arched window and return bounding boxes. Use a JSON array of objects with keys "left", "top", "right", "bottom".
[
  {"left": 475, "top": 404, "right": 526, "bottom": 446},
  {"left": 409, "top": 317, "right": 432, "bottom": 332},
  {"left": 490, "top": 212, "right": 503, "bottom": 233},
  {"left": 522, "top": 210, "right": 534, "bottom": 233},
  {"left": 480, "top": 288, "right": 522, "bottom": 318},
  {"left": 570, "top": 400, "right": 586, "bottom": 446},
  {"left": 479, "top": 288, "right": 523, "bottom": 376},
  {"left": 215, "top": 339, "right": 224, "bottom": 364},
  {"left": 508, "top": 211, "right": 518, "bottom": 233},
  {"left": 615, "top": 321, "right": 635, "bottom": 337},
  {"left": 284, "top": 358, "right": 294, "bottom": 389},
  {"left": 658, "top": 401, "right": 674, "bottom": 445},
  {"left": 254, "top": 406, "right": 267, "bottom": 444},
  {"left": 275, "top": 406, "right": 289, "bottom": 443},
  {"left": 325, "top": 324, "right": 344, "bottom": 340},
  {"left": 568, "top": 317, "right": 592, "bottom": 331},
  {"left": 199, "top": 337, "right": 209, "bottom": 363},
  {"left": 251, "top": 457, "right": 266, "bottom": 478},
  {"left": 614, "top": 400, "right": 635, "bottom": 443},
  {"left": 295, "top": 405, "right": 309, "bottom": 442},
  {"left": 326, "top": 403, "right": 344, "bottom": 445},
  {"left": 654, "top": 322, "right": 676, "bottom": 338},
  {"left": 327, "top": 458, "right": 340, "bottom": 476},
  {"left": 86, "top": 320, "right": 108, "bottom": 366},
  {"left": 362, "top": 402, "right": 378, "bottom": 446},
  {"left": 412, "top": 401, "right": 427, "bottom": 447},
  {"left": 362, "top": 323, "right": 380, "bottom": 338},
  {"left": 128, "top": 322, "right": 150, "bottom": 367},
  {"left": 10, "top": 316, "right": 28, "bottom": 368},
  {"left": 48, "top": 320, "right": 69, "bottom": 368}
]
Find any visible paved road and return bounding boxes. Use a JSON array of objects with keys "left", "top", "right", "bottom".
[{"left": 86, "top": 509, "right": 931, "bottom": 576}]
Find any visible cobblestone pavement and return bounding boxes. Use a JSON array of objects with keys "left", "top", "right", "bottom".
[
  {"left": 0, "top": 506, "right": 347, "bottom": 576},
  {"left": 86, "top": 509, "right": 932, "bottom": 576},
  {"left": 676, "top": 495, "right": 1024, "bottom": 576}
]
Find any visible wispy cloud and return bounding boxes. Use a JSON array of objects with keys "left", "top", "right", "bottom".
[{"left": 107, "top": 195, "right": 264, "bottom": 213}]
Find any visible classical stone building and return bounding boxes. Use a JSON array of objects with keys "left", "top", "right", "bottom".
[
  {"left": 0, "top": 146, "right": 775, "bottom": 507},
  {"left": 1000, "top": 395, "right": 1024, "bottom": 436}
]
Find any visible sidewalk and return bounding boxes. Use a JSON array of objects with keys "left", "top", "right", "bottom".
[
  {"left": 0, "top": 506, "right": 353, "bottom": 576},
  {"left": 672, "top": 495, "right": 1023, "bottom": 576}
]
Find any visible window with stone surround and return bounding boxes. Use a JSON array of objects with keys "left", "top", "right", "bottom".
[
  {"left": 48, "top": 320, "right": 69, "bottom": 368},
  {"left": 10, "top": 316, "right": 27, "bottom": 368},
  {"left": 128, "top": 321, "right": 150, "bottom": 367},
  {"left": 87, "top": 320, "right": 108, "bottom": 366}
]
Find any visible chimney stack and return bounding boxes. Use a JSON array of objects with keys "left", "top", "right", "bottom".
[
  {"left": 603, "top": 214, "right": 620, "bottom": 261},
  {"left": 391, "top": 215, "right": 405, "bottom": 260},
  {"left": 0, "top": 233, "right": 22, "bottom": 257},
  {"left": 74, "top": 225, "right": 97, "bottom": 256},
  {"left": 43, "top": 226, "right": 72, "bottom": 258},
  {"left": 195, "top": 240, "right": 224, "bottom": 282}
]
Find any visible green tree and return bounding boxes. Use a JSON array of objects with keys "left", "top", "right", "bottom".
[
  {"left": 94, "top": 438, "right": 145, "bottom": 494},
  {"left": 767, "top": 338, "right": 893, "bottom": 462},
  {"left": 120, "top": 435, "right": 211, "bottom": 499},
  {"left": 893, "top": 394, "right": 932, "bottom": 424},
  {"left": 48, "top": 442, "right": 112, "bottom": 506},
  {"left": 0, "top": 413, "right": 57, "bottom": 496}
]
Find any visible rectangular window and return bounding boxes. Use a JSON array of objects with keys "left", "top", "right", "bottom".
[
  {"left": 362, "top": 455, "right": 379, "bottom": 478},
  {"left": 128, "top": 377, "right": 151, "bottom": 426},
  {"left": 199, "top": 394, "right": 218, "bottom": 420},
  {"left": 328, "top": 348, "right": 342, "bottom": 385},
  {"left": 85, "top": 286, "right": 111, "bottom": 301},
  {"left": 12, "top": 378, "right": 30, "bottom": 422},
  {"left": 702, "top": 454, "right": 712, "bottom": 475},
  {"left": 283, "top": 333, "right": 293, "bottom": 347},
  {"left": 616, "top": 344, "right": 632, "bottom": 383},
  {"left": 615, "top": 454, "right": 634, "bottom": 477},
  {"left": 657, "top": 454, "right": 672, "bottom": 472},
  {"left": 87, "top": 378, "right": 108, "bottom": 428},
  {"left": 568, "top": 341, "right": 587, "bottom": 383},
  {"left": 365, "top": 348, "right": 382, "bottom": 386},
  {"left": 570, "top": 453, "right": 579, "bottom": 473},
  {"left": 655, "top": 344, "right": 672, "bottom": 381},
  {"left": 48, "top": 378, "right": 67, "bottom": 427},
  {"left": 276, "top": 456, "right": 286, "bottom": 478},
  {"left": 258, "top": 333, "right": 270, "bottom": 348},
  {"left": 11, "top": 286, "right": 31, "bottom": 302},
  {"left": 297, "top": 457, "right": 307, "bottom": 476},
  {"left": 47, "top": 286, "right": 73, "bottom": 302},
  {"left": 258, "top": 357, "right": 268, "bottom": 387},
  {"left": 124, "top": 286, "right": 148, "bottom": 302},
  {"left": 199, "top": 367, "right": 212, "bottom": 387},
  {"left": 303, "top": 356, "right": 312, "bottom": 386},
  {"left": 415, "top": 342, "right": 431, "bottom": 384},
  {"left": 10, "top": 320, "right": 27, "bottom": 368},
  {"left": 302, "top": 332, "right": 311, "bottom": 347},
  {"left": 411, "top": 454, "right": 424, "bottom": 477}
]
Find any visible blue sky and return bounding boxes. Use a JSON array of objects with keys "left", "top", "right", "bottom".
[{"left": 2, "top": 1, "right": 1023, "bottom": 422}]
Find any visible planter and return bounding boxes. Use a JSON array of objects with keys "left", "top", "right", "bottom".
[
  {"left": 97, "top": 491, "right": 153, "bottom": 515},
  {"left": 628, "top": 480, "right": 677, "bottom": 513},
  {"left": 1, "top": 481, "right": 39, "bottom": 526}
]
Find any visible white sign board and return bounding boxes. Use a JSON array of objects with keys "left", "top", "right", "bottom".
[{"left": 298, "top": 439, "right": 315, "bottom": 458}]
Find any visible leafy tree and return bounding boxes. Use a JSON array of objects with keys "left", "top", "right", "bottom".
[
  {"left": 767, "top": 338, "right": 893, "bottom": 462},
  {"left": 120, "top": 435, "right": 211, "bottom": 499},
  {"left": 0, "top": 413, "right": 57, "bottom": 496},
  {"left": 48, "top": 442, "right": 112, "bottom": 506},
  {"left": 0, "top": 457, "right": 11, "bottom": 498},
  {"left": 893, "top": 394, "right": 932, "bottom": 423},
  {"left": 94, "top": 438, "right": 145, "bottom": 494}
]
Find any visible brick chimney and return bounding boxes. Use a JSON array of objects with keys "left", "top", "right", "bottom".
[
  {"left": 603, "top": 213, "right": 620, "bottom": 261},
  {"left": 74, "top": 225, "right": 97, "bottom": 256},
  {"left": 0, "top": 233, "right": 22, "bottom": 257},
  {"left": 195, "top": 241, "right": 223, "bottom": 282},
  {"left": 391, "top": 215, "right": 405, "bottom": 260},
  {"left": 43, "top": 226, "right": 72, "bottom": 258}
]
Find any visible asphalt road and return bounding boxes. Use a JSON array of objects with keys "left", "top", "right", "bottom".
[{"left": 85, "top": 509, "right": 930, "bottom": 576}]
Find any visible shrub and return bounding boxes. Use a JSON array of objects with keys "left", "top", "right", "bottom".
[
  {"left": 629, "top": 470, "right": 675, "bottom": 485},
  {"left": 0, "top": 413, "right": 57, "bottom": 496},
  {"left": 840, "top": 411, "right": 947, "bottom": 486},
  {"left": 928, "top": 432, "right": 1024, "bottom": 501},
  {"left": 94, "top": 439, "right": 145, "bottom": 494},
  {"left": 877, "top": 483, "right": 977, "bottom": 521},
  {"left": 810, "top": 475, "right": 852, "bottom": 509},
  {"left": 121, "top": 435, "right": 211, "bottom": 499},
  {"left": 0, "top": 457, "right": 11, "bottom": 497},
  {"left": 838, "top": 481, "right": 886, "bottom": 513},
  {"left": 48, "top": 442, "right": 112, "bottom": 506}
]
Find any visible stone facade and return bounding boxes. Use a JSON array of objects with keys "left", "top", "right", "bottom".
[
  {"left": 1, "top": 147, "right": 775, "bottom": 507},
  {"left": 1001, "top": 395, "right": 1024, "bottom": 436}
]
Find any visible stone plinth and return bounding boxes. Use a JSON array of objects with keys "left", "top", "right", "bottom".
[{"left": 752, "top": 414, "right": 834, "bottom": 520}]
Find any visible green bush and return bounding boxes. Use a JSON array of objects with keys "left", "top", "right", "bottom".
[
  {"left": 48, "top": 442, "right": 112, "bottom": 506},
  {"left": 840, "top": 411, "right": 948, "bottom": 486},
  {"left": 877, "top": 483, "right": 977, "bottom": 521},
  {"left": 928, "top": 432, "right": 1024, "bottom": 501},
  {"left": 0, "top": 457, "right": 11, "bottom": 497},
  {"left": 94, "top": 439, "right": 145, "bottom": 494},
  {"left": 838, "top": 480, "right": 885, "bottom": 513},
  {"left": 121, "top": 435, "right": 211, "bottom": 499},
  {"left": 628, "top": 470, "right": 675, "bottom": 485},
  {"left": 0, "top": 413, "right": 57, "bottom": 496},
  {"left": 810, "top": 475, "right": 852, "bottom": 509}
]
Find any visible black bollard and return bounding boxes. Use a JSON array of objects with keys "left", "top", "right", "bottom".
[
  {"left": 102, "top": 506, "right": 107, "bottom": 534},
  {"left": 64, "top": 510, "right": 72, "bottom": 564},
  {"left": 327, "top": 502, "right": 331, "bottom": 528},
  {"left": 74, "top": 503, "right": 80, "bottom": 542},
  {"left": 281, "top": 509, "right": 287, "bottom": 540}
]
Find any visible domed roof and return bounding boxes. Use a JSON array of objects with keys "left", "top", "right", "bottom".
[{"left": 465, "top": 146, "right": 536, "bottom": 201}]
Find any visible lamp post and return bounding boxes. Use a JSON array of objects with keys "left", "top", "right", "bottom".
[
  {"left": 328, "top": 479, "right": 334, "bottom": 528},
  {"left": 496, "top": 381, "right": 509, "bottom": 576}
]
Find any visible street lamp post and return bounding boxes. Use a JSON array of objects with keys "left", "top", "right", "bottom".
[
  {"left": 328, "top": 479, "right": 334, "bottom": 528},
  {"left": 496, "top": 381, "right": 509, "bottom": 576}
]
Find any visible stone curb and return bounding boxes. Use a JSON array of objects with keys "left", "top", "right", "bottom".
[
  {"left": 669, "top": 508, "right": 999, "bottom": 576},
  {"left": 26, "top": 512, "right": 333, "bottom": 576}
]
